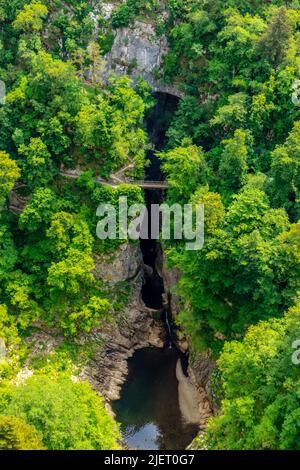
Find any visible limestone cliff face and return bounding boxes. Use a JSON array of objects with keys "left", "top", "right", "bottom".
[
  {"left": 158, "top": 244, "right": 215, "bottom": 417},
  {"left": 98, "top": 2, "right": 182, "bottom": 96},
  {"left": 176, "top": 358, "right": 212, "bottom": 429},
  {"left": 156, "top": 244, "right": 182, "bottom": 317},
  {"left": 82, "top": 244, "right": 164, "bottom": 401},
  {"left": 93, "top": 243, "right": 142, "bottom": 284},
  {"left": 79, "top": 243, "right": 164, "bottom": 400},
  {"left": 106, "top": 21, "right": 168, "bottom": 91},
  {"left": 26, "top": 243, "right": 164, "bottom": 402},
  {"left": 80, "top": 278, "right": 164, "bottom": 401}
]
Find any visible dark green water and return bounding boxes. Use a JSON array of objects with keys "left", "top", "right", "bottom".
[{"left": 112, "top": 347, "right": 198, "bottom": 450}]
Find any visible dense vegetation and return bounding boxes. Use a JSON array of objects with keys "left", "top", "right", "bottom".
[
  {"left": 0, "top": 374, "right": 120, "bottom": 449},
  {"left": 0, "top": 0, "right": 299, "bottom": 451},
  {"left": 202, "top": 302, "right": 300, "bottom": 450},
  {"left": 155, "top": 0, "right": 300, "bottom": 448},
  {"left": 0, "top": 0, "right": 147, "bottom": 449}
]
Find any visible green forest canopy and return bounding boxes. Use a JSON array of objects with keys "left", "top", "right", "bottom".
[{"left": 0, "top": 0, "right": 299, "bottom": 450}]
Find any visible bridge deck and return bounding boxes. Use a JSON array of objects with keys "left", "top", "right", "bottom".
[
  {"left": 8, "top": 172, "right": 169, "bottom": 215},
  {"left": 61, "top": 171, "right": 169, "bottom": 190},
  {"left": 120, "top": 180, "right": 169, "bottom": 189}
]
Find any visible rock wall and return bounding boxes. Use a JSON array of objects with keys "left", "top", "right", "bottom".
[
  {"left": 77, "top": 244, "right": 165, "bottom": 400},
  {"left": 176, "top": 358, "right": 212, "bottom": 429},
  {"left": 100, "top": 4, "right": 183, "bottom": 97},
  {"left": 26, "top": 243, "right": 165, "bottom": 402},
  {"left": 93, "top": 242, "right": 142, "bottom": 284},
  {"left": 80, "top": 278, "right": 164, "bottom": 401},
  {"left": 156, "top": 244, "right": 182, "bottom": 317},
  {"left": 159, "top": 243, "right": 215, "bottom": 421}
]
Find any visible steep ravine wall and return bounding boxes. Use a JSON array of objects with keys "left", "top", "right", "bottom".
[
  {"left": 25, "top": 243, "right": 165, "bottom": 402},
  {"left": 157, "top": 245, "right": 215, "bottom": 427},
  {"left": 81, "top": 243, "right": 165, "bottom": 401},
  {"left": 92, "top": 2, "right": 183, "bottom": 96},
  {"left": 104, "top": 20, "right": 182, "bottom": 97}
]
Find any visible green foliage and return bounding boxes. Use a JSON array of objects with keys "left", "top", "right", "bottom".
[
  {"left": 75, "top": 100, "right": 113, "bottom": 153},
  {"left": 0, "top": 304, "right": 19, "bottom": 345},
  {"left": 92, "top": 182, "right": 144, "bottom": 252},
  {"left": 17, "top": 137, "right": 55, "bottom": 189},
  {"left": 19, "top": 187, "right": 58, "bottom": 231},
  {"left": 47, "top": 248, "right": 94, "bottom": 295},
  {"left": 0, "top": 223, "right": 18, "bottom": 282},
  {"left": 63, "top": 296, "right": 111, "bottom": 336},
  {"left": 0, "top": 415, "right": 45, "bottom": 450},
  {"left": 270, "top": 120, "right": 300, "bottom": 219},
  {"left": 158, "top": 1, "right": 300, "bottom": 364},
  {"left": 5, "top": 270, "right": 41, "bottom": 329},
  {"left": 219, "top": 129, "right": 249, "bottom": 194},
  {"left": 258, "top": 7, "right": 292, "bottom": 68},
  {"left": 111, "top": 4, "right": 132, "bottom": 28},
  {"left": 159, "top": 144, "right": 209, "bottom": 204},
  {"left": 163, "top": 2, "right": 300, "bottom": 158},
  {"left": 0, "top": 151, "right": 20, "bottom": 205},
  {"left": 210, "top": 94, "right": 248, "bottom": 131},
  {"left": 1, "top": 47, "right": 147, "bottom": 177},
  {"left": 1, "top": 374, "right": 121, "bottom": 449},
  {"left": 13, "top": 1, "right": 48, "bottom": 32},
  {"left": 168, "top": 186, "right": 295, "bottom": 352},
  {"left": 203, "top": 302, "right": 300, "bottom": 450},
  {"left": 0, "top": 3, "right": 151, "bottom": 342},
  {"left": 47, "top": 211, "right": 93, "bottom": 254},
  {"left": 111, "top": 0, "right": 161, "bottom": 28}
]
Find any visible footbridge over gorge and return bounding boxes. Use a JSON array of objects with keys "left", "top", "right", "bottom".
[
  {"left": 8, "top": 167, "right": 169, "bottom": 215},
  {"left": 60, "top": 168, "right": 169, "bottom": 190}
]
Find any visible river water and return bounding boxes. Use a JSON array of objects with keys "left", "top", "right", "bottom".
[{"left": 112, "top": 347, "right": 198, "bottom": 450}]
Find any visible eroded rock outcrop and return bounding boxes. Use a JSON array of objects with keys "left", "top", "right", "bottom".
[
  {"left": 93, "top": 243, "right": 142, "bottom": 284},
  {"left": 104, "top": 17, "right": 182, "bottom": 97},
  {"left": 159, "top": 244, "right": 215, "bottom": 423},
  {"left": 80, "top": 278, "right": 164, "bottom": 401},
  {"left": 176, "top": 359, "right": 212, "bottom": 428},
  {"left": 25, "top": 243, "right": 164, "bottom": 402}
]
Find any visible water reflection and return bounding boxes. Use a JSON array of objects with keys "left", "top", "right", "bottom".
[
  {"left": 112, "top": 347, "right": 198, "bottom": 450},
  {"left": 124, "top": 423, "right": 159, "bottom": 450}
]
